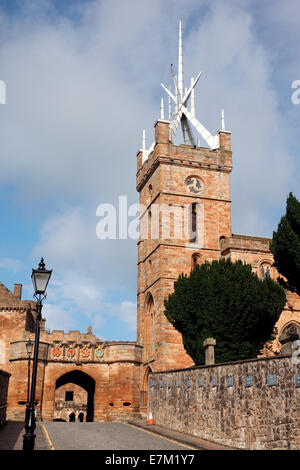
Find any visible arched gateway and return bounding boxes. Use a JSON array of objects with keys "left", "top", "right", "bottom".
[
  {"left": 55, "top": 370, "right": 95, "bottom": 422},
  {"left": 5, "top": 329, "right": 142, "bottom": 422}
]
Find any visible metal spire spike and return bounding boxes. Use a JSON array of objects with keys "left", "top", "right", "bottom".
[
  {"left": 141, "top": 21, "right": 226, "bottom": 164},
  {"left": 160, "top": 21, "right": 221, "bottom": 150},
  {"left": 221, "top": 109, "right": 225, "bottom": 130}
]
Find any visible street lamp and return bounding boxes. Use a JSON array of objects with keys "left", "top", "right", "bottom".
[
  {"left": 23, "top": 258, "right": 52, "bottom": 451},
  {"left": 24, "top": 338, "right": 33, "bottom": 428}
]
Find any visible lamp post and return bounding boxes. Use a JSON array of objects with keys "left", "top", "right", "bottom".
[
  {"left": 23, "top": 258, "right": 52, "bottom": 451},
  {"left": 24, "top": 338, "right": 33, "bottom": 429}
]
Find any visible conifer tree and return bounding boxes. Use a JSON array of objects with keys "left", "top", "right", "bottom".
[
  {"left": 164, "top": 258, "right": 286, "bottom": 364},
  {"left": 270, "top": 192, "right": 300, "bottom": 296}
]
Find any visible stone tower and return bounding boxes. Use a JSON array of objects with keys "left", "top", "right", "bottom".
[{"left": 136, "top": 22, "right": 233, "bottom": 409}]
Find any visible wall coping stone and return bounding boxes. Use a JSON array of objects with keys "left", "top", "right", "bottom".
[{"left": 150, "top": 354, "right": 294, "bottom": 375}]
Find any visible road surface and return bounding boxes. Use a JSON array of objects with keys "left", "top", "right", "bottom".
[{"left": 41, "top": 422, "right": 197, "bottom": 451}]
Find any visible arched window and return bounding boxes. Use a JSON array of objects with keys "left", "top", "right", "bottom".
[
  {"left": 192, "top": 253, "right": 200, "bottom": 271},
  {"left": 279, "top": 322, "right": 300, "bottom": 355},
  {"left": 259, "top": 262, "right": 272, "bottom": 279},
  {"left": 141, "top": 366, "right": 152, "bottom": 408},
  {"left": 150, "top": 311, "right": 154, "bottom": 355},
  {"left": 144, "top": 294, "right": 155, "bottom": 360},
  {"left": 282, "top": 323, "right": 300, "bottom": 339},
  {"left": 190, "top": 203, "right": 197, "bottom": 243}
]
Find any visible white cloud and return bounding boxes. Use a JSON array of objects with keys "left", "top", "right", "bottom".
[
  {"left": 42, "top": 302, "right": 78, "bottom": 332},
  {"left": 32, "top": 206, "right": 137, "bottom": 338},
  {"left": 0, "top": 258, "right": 24, "bottom": 273},
  {"left": 112, "top": 300, "right": 137, "bottom": 332}
]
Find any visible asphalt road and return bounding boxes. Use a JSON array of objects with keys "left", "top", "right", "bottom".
[{"left": 41, "top": 422, "right": 195, "bottom": 451}]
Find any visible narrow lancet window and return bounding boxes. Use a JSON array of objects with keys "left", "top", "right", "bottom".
[{"left": 190, "top": 203, "right": 197, "bottom": 243}]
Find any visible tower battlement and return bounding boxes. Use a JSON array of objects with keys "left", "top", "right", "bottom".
[{"left": 137, "top": 120, "right": 232, "bottom": 193}]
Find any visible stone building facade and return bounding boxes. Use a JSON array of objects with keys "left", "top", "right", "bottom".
[{"left": 136, "top": 118, "right": 300, "bottom": 412}]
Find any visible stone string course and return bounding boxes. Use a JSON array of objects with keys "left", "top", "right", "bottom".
[{"left": 148, "top": 355, "right": 300, "bottom": 450}]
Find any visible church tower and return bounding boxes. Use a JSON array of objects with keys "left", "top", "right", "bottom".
[{"left": 136, "top": 22, "right": 233, "bottom": 408}]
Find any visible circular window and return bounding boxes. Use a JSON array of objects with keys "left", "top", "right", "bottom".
[{"left": 186, "top": 177, "right": 202, "bottom": 194}]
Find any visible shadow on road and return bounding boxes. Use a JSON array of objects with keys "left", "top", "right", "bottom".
[{"left": 0, "top": 421, "right": 24, "bottom": 450}]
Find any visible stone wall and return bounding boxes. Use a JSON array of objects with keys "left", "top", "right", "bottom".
[
  {"left": 148, "top": 355, "right": 300, "bottom": 450},
  {"left": 0, "top": 369, "right": 10, "bottom": 428}
]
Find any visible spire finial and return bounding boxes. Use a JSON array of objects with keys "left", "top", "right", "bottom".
[
  {"left": 221, "top": 109, "right": 225, "bottom": 130},
  {"left": 178, "top": 20, "right": 184, "bottom": 100},
  {"left": 168, "top": 85, "right": 172, "bottom": 119},
  {"left": 141, "top": 22, "right": 227, "bottom": 162},
  {"left": 160, "top": 97, "right": 165, "bottom": 119}
]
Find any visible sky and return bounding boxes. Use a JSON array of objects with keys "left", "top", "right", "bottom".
[{"left": 0, "top": 0, "right": 299, "bottom": 341}]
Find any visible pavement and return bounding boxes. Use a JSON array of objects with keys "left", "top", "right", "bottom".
[
  {"left": 0, "top": 421, "right": 49, "bottom": 450},
  {"left": 127, "top": 418, "right": 234, "bottom": 450},
  {"left": 0, "top": 419, "right": 233, "bottom": 451}
]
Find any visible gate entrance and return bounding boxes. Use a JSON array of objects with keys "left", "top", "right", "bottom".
[{"left": 55, "top": 370, "right": 95, "bottom": 422}]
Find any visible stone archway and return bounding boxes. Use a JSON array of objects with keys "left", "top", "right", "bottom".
[
  {"left": 141, "top": 365, "right": 152, "bottom": 412},
  {"left": 279, "top": 322, "right": 300, "bottom": 355},
  {"left": 55, "top": 370, "right": 95, "bottom": 422}
]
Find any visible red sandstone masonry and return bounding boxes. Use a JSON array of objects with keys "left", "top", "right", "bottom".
[
  {"left": 137, "top": 120, "right": 233, "bottom": 395},
  {"left": 0, "top": 281, "right": 143, "bottom": 422}
]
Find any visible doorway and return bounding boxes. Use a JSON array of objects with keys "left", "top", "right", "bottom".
[{"left": 55, "top": 370, "right": 95, "bottom": 422}]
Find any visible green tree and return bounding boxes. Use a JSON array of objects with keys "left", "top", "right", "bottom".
[
  {"left": 270, "top": 192, "right": 300, "bottom": 296},
  {"left": 164, "top": 258, "right": 286, "bottom": 364}
]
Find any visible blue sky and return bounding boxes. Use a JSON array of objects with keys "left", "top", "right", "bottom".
[{"left": 0, "top": 0, "right": 299, "bottom": 341}]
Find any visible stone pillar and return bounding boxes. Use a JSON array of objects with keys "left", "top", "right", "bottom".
[
  {"left": 218, "top": 130, "right": 231, "bottom": 151},
  {"left": 203, "top": 338, "right": 216, "bottom": 365},
  {"left": 154, "top": 119, "right": 170, "bottom": 143}
]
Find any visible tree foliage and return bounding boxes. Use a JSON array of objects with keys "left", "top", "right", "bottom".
[
  {"left": 270, "top": 192, "right": 300, "bottom": 296},
  {"left": 164, "top": 258, "right": 286, "bottom": 365}
]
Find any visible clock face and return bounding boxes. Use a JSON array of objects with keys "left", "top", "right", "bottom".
[{"left": 186, "top": 177, "right": 202, "bottom": 194}]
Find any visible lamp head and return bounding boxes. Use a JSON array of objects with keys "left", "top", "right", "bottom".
[
  {"left": 31, "top": 257, "right": 52, "bottom": 296},
  {"left": 26, "top": 338, "right": 33, "bottom": 357}
]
